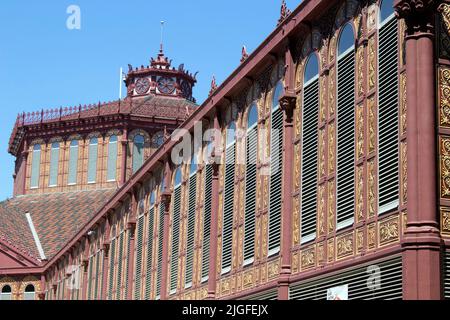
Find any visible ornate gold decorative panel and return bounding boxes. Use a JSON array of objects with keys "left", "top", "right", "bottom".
[
  {"left": 367, "top": 97, "right": 376, "bottom": 154},
  {"left": 367, "top": 223, "right": 376, "bottom": 250},
  {"left": 336, "top": 232, "right": 354, "bottom": 260},
  {"left": 293, "top": 195, "right": 300, "bottom": 246},
  {"left": 318, "top": 184, "right": 326, "bottom": 237},
  {"left": 440, "top": 137, "right": 450, "bottom": 198},
  {"left": 439, "top": 67, "right": 450, "bottom": 127},
  {"left": 368, "top": 36, "right": 376, "bottom": 91},
  {"left": 328, "top": 179, "right": 335, "bottom": 234},
  {"left": 401, "top": 141, "right": 408, "bottom": 205},
  {"left": 328, "top": 122, "right": 335, "bottom": 174},
  {"left": 441, "top": 207, "right": 450, "bottom": 236},
  {"left": 356, "top": 103, "right": 365, "bottom": 159},
  {"left": 367, "top": 159, "right": 376, "bottom": 217},
  {"left": 379, "top": 215, "right": 400, "bottom": 247},
  {"left": 301, "top": 246, "right": 316, "bottom": 270},
  {"left": 356, "top": 164, "right": 364, "bottom": 223}
]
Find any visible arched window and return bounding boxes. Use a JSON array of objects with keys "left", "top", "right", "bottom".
[
  {"left": 338, "top": 23, "right": 355, "bottom": 56},
  {"left": 152, "top": 132, "right": 165, "bottom": 149},
  {"left": 222, "top": 122, "right": 236, "bottom": 274},
  {"left": 107, "top": 135, "right": 118, "bottom": 181},
  {"left": 48, "top": 142, "right": 60, "bottom": 187},
  {"left": 1, "top": 285, "right": 12, "bottom": 301},
  {"left": 336, "top": 23, "right": 356, "bottom": 229},
  {"left": 380, "top": 0, "right": 395, "bottom": 23},
  {"left": 202, "top": 143, "right": 213, "bottom": 282},
  {"left": 133, "top": 135, "right": 145, "bottom": 174},
  {"left": 30, "top": 144, "right": 41, "bottom": 189},
  {"left": 268, "top": 81, "right": 284, "bottom": 255},
  {"left": 169, "top": 167, "right": 182, "bottom": 294},
  {"left": 304, "top": 53, "right": 320, "bottom": 85},
  {"left": 243, "top": 104, "right": 258, "bottom": 265},
  {"left": 68, "top": 140, "right": 79, "bottom": 185},
  {"left": 301, "top": 53, "right": 320, "bottom": 243},
  {"left": 378, "top": 0, "right": 399, "bottom": 213},
  {"left": 185, "top": 153, "right": 198, "bottom": 288},
  {"left": 87, "top": 137, "right": 98, "bottom": 183},
  {"left": 24, "top": 284, "right": 35, "bottom": 300}
]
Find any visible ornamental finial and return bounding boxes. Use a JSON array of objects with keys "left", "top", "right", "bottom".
[
  {"left": 209, "top": 75, "right": 218, "bottom": 96},
  {"left": 241, "top": 45, "right": 249, "bottom": 63},
  {"left": 278, "top": 0, "right": 291, "bottom": 26}
]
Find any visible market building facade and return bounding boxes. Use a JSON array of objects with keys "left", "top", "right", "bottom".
[{"left": 1, "top": 0, "right": 449, "bottom": 300}]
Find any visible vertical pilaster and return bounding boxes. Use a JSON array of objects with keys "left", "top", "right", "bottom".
[
  {"left": 395, "top": 0, "right": 442, "bottom": 300},
  {"left": 278, "top": 37, "right": 297, "bottom": 301},
  {"left": 126, "top": 190, "right": 137, "bottom": 300},
  {"left": 81, "top": 237, "right": 90, "bottom": 300},
  {"left": 160, "top": 160, "right": 172, "bottom": 300},
  {"left": 208, "top": 110, "right": 220, "bottom": 299}
]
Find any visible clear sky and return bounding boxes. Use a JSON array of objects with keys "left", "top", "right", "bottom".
[{"left": 0, "top": 0, "right": 300, "bottom": 201}]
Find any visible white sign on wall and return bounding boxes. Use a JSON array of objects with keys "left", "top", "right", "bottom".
[{"left": 327, "top": 284, "right": 348, "bottom": 300}]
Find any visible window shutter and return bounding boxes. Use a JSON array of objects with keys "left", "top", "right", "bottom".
[
  {"left": 124, "top": 233, "right": 131, "bottom": 299},
  {"left": 108, "top": 239, "right": 115, "bottom": 300},
  {"left": 145, "top": 207, "right": 155, "bottom": 299},
  {"left": 94, "top": 251, "right": 101, "bottom": 299},
  {"left": 87, "top": 141, "right": 98, "bottom": 183},
  {"left": 379, "top": 17, "right": 399, "bottom": 213},
  {"left": 68, "top": 142, "right": 78, "bottom": 185},
  {"left": 445, "top": 251, "right": 450, "bottom": 299},
  {"left": 202, "top": 164, "right": 213, "bottom": 280},
  {"left": 107, "top": 138, "right": 118, "bottom": 181},
  {"left": 301, "top": 78, "right": 319, "bottom": 243},
  {"left": 135, "top": 215, "right": 144, "bottom": 300},
  {"left": 268, "top": 107, "right": 283, "bottom": 254},
  {"left": 156, "top": 203, "right": 165, "bottom": 299},
  {"left": 49, "top": 144, "right": 59, "bottom": 187},
  {"left": 244, "top": 289, "right": 278, "bottom": 300},
  {"left": 336, "top": 48, "right": 356, "bottom": 229},
  {"left": 170, "top": 187, "right": 181, "bottom": 293},
  {"left": 30, "top": 146, "right": 41, "bottom": 188},
  {"left": 244, "top": 125, "right": 257, "bottom": 263},
  {"left": 185, "top": 174, "right": 197, "bottom": 287},
  {"left": 87, "top": 256, "right": 93, "bottom": 300},
  {"left": 290, "top": 256, "right": 402, "bottom": 300},
  {"left": 222, "top": 143, "right": 235, "bottom": 273},
  {"left": 116, "top": 232, "right": 124, "bottom": 300},
  {"left": 133, "top": 139, "right": 145, "bottom": 173}
]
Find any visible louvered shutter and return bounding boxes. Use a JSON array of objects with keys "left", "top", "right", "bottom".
[
  {"left": 30, "top": 146, "right": 41, "bottom": 188},
  {"left": 108, "top": 239, "right": 115, "bottom": 300},
  {"left": 145, "top": 207, "right": 155, "bottom": 299},
  {"left": 379, "top": 16, "right": 399, "bottom": 213},
  {"left": 222, "top": 143, "right": 235, "bottom": 273},
  {"left": 116, "top": 232, "right": 124, "bottom": 300},
  {"left": 87, "top": 140, "right": 98, "bottom": 183},
  {"left": 244, "top": 125, "right": 257, "bottom": 263},
  {"left": 107, "top": 138, "right": 118, "bottom": 181},
  {"left": 290, "top": 256, "right": 402, "bottom": 300},
  {"left": 124, "top": 233, "right": 131, "bottom": 300},
  {"left": 185, "top": 174, "right": 197, "bottom": 287},
  {"left": 49, "top": 143, "right": 59, "bottom": 187},
  {"left": 156, "top": 203, "right": 165, "bottom": 299},
  {"left": 170, "top": 187, "right": 181, "bottom": 293},
  {"left": 244, "top": 290, "right": 278, "bottom": 300},
  {"left": 445, "top": 251, "right": 450, "bottom": 299},
  {"left": 202, "top": 164, "right": 213, "bottom": 281},
  {"left": 68, "top": 142, "right": 78, "bottom": 185},
  {"left": 87, "top": 256, "right": 93, "bottom": 300},
  {"left": 336, "top": 48, "right": 356, "bottom": 229},
  {"left": 94, "top": 252, "right": 101, "bottom": 299},
  {"left": 301, "top": 77, "right": 319, "bottom": 243},
  {"left": 135, "top": 215, "right": 144, "bottom": 299},
  {"left": 268, "top": 107, "right": 283, "bottom": 254}
]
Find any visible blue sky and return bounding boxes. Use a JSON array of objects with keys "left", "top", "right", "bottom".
[{"left": 0, "top": 0, "right": 299, "bottom": 200}]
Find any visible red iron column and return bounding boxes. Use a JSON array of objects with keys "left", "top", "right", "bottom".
[
  {"left": 395, "top": 0, "right": 442, "bottom": 300},
  {"left": 160, "top": 160, "right": 172, "bottom": 300}
]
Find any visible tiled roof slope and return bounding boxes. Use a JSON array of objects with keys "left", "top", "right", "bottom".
[
  {"left": 0, "top": 201, "right": 39, "bottom": 261},
  {"left": 0, "top": 189, "right": 115, "bottom": 261}
]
